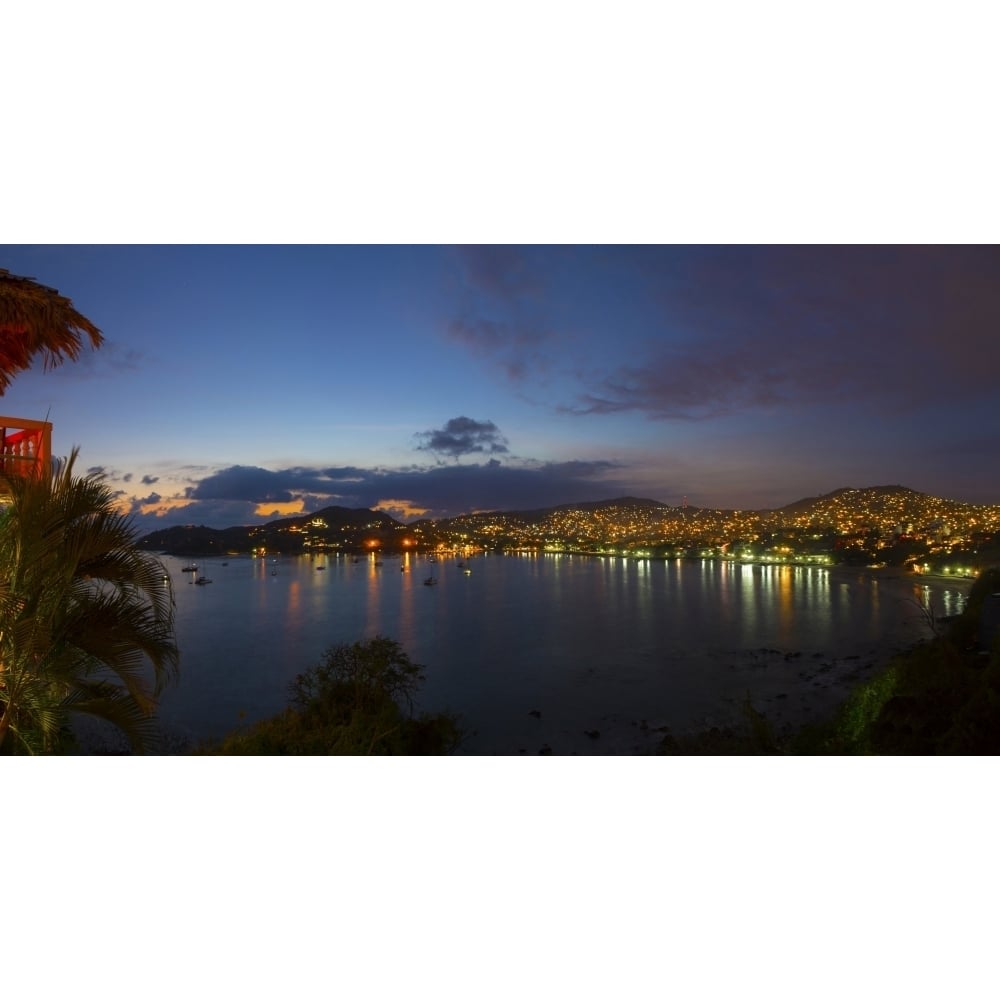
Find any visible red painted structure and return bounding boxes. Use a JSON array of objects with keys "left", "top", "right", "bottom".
[{"left": 0, "top": 416, "right": 51, "bottom": 485}]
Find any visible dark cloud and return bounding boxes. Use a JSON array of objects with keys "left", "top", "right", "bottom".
[
  {"left": 457, "top": 245, "right": 541, "bottom": 301},
  {"left": 190, "top": 465, "right": 304, "bottom": 504},
  {"left": 446, "top": 319, "right": 551, "bottom": 382},
  {"left": 171, "top": 457, "right": 629, "bottom": 526},
  {"left": 448, "top": 247, "right": 561, "bottom": 385},
  {"left": 122, "top": 472, "right": 133, "bottom": 483},
  {"left": 567, "top": 246, "right": 1000, "bottom": 420},
  {"left": 414, "top": 416, "right": 510, "bottom": 458},
  {"left": 141, "top": 474, "right": 159, "bottom": 485}
]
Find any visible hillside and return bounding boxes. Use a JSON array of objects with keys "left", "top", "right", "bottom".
[
  {"left": 136, "top": 487, "right": 1000, "bottom": 564},
  {"left": 138, "top": 505, "right": 406, "bottom": 557}
]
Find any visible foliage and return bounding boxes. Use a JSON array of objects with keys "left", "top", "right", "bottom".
[
  {"left": 0, "top": 450, "right": 178, "bottom": 753},
  {"left": 205, "top": 636, "right": 463, "bottom": 755},
  {"left": 664, "top": 566, "right": 1000, "bottom": 755},
  {"left": 0, "top": 268, "right": 103, "bottom": 393},
  {"left": 793, "top": 566, "right": 1000, "bottom": 754}
]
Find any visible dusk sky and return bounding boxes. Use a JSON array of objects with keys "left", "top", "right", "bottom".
[{"left": 3, "top": 244, "right": 998, "bottom": 531}]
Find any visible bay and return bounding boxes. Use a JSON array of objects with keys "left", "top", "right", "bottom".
[{"left": 153, "top": 552, "right": 970, "bottom": 754}]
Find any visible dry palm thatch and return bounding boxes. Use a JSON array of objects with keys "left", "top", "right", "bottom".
[{"left": 0, "top": 268, "right": 104, "bottom": 394}]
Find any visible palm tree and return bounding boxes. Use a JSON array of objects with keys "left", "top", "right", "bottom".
[
  {"left": 0, "top": 268, "right": 104, "bottom": 394},
  {"left": 0, "top": 449, "right": 178, "bottom": 753}
]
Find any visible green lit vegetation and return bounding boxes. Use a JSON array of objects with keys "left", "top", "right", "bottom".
[
  {"left": 797, "top": 567, "right": 1000, "bottom": 754},
  {"left": 663, "top": 567, "right": 1000, "bottom": 755},
  {"left": 202, "top": 636, "right": 463, "bottom": 755}
]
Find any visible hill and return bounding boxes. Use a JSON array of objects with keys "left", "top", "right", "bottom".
[
  {"left": 777, "top": 485, "right": 924, "bottom": 516},
  {"left": 138, "top": 505, "right": 406, "bottom": 557},
  {"left": 136, "top": 487, "right": 1000, "bottom": 564}
]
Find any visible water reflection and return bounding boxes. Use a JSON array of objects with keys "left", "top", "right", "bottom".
[{"left": 159, "top": 553, "right": 976, "bottom": 750}]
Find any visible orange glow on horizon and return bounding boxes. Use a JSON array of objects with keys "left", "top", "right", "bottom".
[
  {"left": 375, "top": 497, "right": 430, "bottom": 519},
  {"left": 254, "top": 499, "right": 305, "bottom": 517}
]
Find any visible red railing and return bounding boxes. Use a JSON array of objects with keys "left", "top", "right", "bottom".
[{"left": 0, "top": 417, "right": 52, "bottom": 483}]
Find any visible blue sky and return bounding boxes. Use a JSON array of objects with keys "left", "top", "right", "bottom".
[{"left": 3, "top": 244, "right": 999, "bottom": 531}]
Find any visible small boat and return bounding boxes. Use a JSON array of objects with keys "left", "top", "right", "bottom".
[
  {"left": 316, "top": 564, "right": 326, "bottom": 571},
  {"left": 423, "top": 575, "right": 438, "bottom": 586},
  {"left": 181, "top": 564, "right": 198, "bottom": 573},
  {"left": 195, "top": 576, "right": 213, "bottom": 586}
]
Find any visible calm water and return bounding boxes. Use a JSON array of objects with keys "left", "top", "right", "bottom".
[{"left": 153, "top": 552, "right": 970, "bottom": 754}]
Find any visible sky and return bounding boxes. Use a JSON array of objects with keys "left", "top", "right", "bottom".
[{"left": 2, "top": 244, "right": 999, "bottom": 531}]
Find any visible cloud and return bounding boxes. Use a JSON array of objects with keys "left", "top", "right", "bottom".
[
  {"left": 568, "top": 246, "right": 1000, "bottom": 420},
  {"left": 414, "top": 416, "right": 510, "bottom": 459},
  {"left": 141, "top": 474, "right": 159, "bottom": 485},
  {"left": 189, "top": 465, "right": 307, "bottom": 504},
  {"left": 148, "top": 456, "right": 631, "bottom": 528},
  {"left": 447, "top": 247, "right": 561, "bottom": 385},
  {"left": 446, "top": 318, "right": 551, "bottom": 382},
  {"left": 457, "top": 245, "right": 541, "bottom": 301}
]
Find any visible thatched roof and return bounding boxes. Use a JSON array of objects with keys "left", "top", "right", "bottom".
[{"left": 0, "top": 268, "right": 104, "bottom": 393}]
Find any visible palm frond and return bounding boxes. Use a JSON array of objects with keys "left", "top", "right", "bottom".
[
  {"left": 0, "top": 447, "right": 177, "bottom": 753},
  {"left": 0, "top": 268, "right": 103, "bottom": 393},
  {"left": 61, "top": 681, "right": 162, "bottom": 754}
]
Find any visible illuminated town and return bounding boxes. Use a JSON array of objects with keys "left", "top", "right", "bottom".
[
  {"left": 425, "top": 487, "right": 1000, "bottom": 574},
  {"left": 140, "top": 486, "right": 1000, "bottom": 576}
]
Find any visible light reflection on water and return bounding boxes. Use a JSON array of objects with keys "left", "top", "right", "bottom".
[{"left": 156, "top": 554, "right": 970, "bottom": 754}]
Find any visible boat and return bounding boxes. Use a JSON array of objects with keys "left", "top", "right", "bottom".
[
  {"left": 423, "top": 575, "right": 438, "bottom": 586},
  {"left": 316, "top": 564, "right": 326, "bottom": 571},
  {"left": 181, "top": 564, "right": 198, "bottom": 573},
  {"left": 195, "top": 576, "right": 213, "bottom": 586}
]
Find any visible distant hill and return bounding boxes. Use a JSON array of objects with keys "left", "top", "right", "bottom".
[
  {"left": 777, "top": 485, "right": 923, "bottom": 515},
  {"left": 137, "top": 486, "right": 1000, "bottom": 557},
  {"left": 138, "top": 505, "right": 405, "bottom": 557},
  {"left": 489, "top": 496, "right": 670, "bottom": 523}
]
